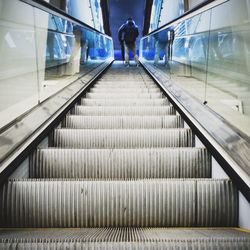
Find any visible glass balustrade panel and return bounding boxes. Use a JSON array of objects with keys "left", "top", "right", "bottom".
[
  {"left": 0, "top": 0, "right": 39, "bottom": 129},
  {"left": 140, "top": 0, "right": 250, "bottom": 136}
]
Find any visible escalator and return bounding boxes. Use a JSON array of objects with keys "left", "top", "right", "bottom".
[{"left": 0, "top": 62, "right": 249, "bottom": 249}]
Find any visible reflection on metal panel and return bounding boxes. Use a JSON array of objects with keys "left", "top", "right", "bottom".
[
  {"left": 0, "top": 0, "right": 113, "bottom": 130},
  {"left": 140, "top": 0, "right": 250, "bottom": 137}
]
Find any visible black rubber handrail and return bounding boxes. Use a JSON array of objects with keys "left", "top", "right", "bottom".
[
  {"left": 141, "top": 62, "right": 250, "bottom": 203},
  {"left": 20, "top": 0, "right": 112, "bottom": 38}
]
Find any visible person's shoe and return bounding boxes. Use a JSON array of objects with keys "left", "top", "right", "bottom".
[{"left": 125, "top": 63, "right": 130, "bottom": 67}]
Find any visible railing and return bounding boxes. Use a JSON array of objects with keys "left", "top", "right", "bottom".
[
  {"left": 140, "top": 0, "right": 250, "bottom": 200},
  {"left": 140, "top": 0, "right": 250, "bottom": 138},
  {"left": 0, "top": 0, "right": 114, "bottom": 130}
]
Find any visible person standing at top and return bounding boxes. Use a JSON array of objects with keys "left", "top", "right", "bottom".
[{"left": 118, "top": 17, "right": 139, "bottom": 67}]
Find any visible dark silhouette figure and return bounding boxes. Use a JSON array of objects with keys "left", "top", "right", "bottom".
[{"left": 118, "top": 17, "right": 139, "bottom": 66}]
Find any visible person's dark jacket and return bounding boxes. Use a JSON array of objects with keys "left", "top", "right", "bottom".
[{"left": 118, "top": 19, "right": 139, "bottom": 44}]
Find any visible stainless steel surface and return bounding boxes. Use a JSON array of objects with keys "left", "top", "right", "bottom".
[
  {"left": 63, "top": 115, "right": 184, "bottom": 129},
  {"left": 31, "top": 148, "right": 211, "bottom": 179},
  {"left": 0, "top": 179, "right": 237, "bottom": 227},
  {"left": 0, "top": 60, "right": 112, "bottom": 168},
  {"left": 81, "top": 98, "right": 169, "bottom": 106},
  {"left": 142, "top": 62, "right": 250, "bottom": 189},
  {"left": 90, "top": 87, "right": 161, "bottom": 93},
  {"left": 85, "top": 93, "right": 164, "bottom": 98},
  {"left": 0, "top": 228, "right": 249, "bottom": 249},
  {"left": 0, "top": 61, "right": 249, "bottom": 247},
  {"left": 72, "top": 106, "right": 176, "bottom": 116},
  {"left": 52, "top": 129, "right": 193, "bottom": 148}
]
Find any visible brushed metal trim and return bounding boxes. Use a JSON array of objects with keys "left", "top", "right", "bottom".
[
  {"left": 141, "top": 61, "right": 250, "bottom": 202},
  {"left": 0, "top": 60, "right": 113, "bottom": 181}
]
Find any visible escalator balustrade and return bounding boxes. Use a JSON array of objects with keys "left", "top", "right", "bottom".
[{"left": 0, "top": 63, "right": 249, "bottom": 249}]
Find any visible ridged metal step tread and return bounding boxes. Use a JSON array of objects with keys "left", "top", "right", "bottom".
[
  {"left": 72, "top": 106, "right": 175, "bottom": 116},
  {"left": 81, "top": 98, "right": 169, "bottom": 106},
  {"left": 94, "top": 84, "right": 158, "bottom": 89},
  {"left": 62, "top": 115, "right": 184, "bottom": 129},
  {"left": 98, "top": 78, "right": 154, "bottom": 83},
  {"left": 52, "top": 129, "right": 193, "bottom": 148},
  {"left": 90, "top": 88, "right": 161, "bottom": 93},
  {"left": 96, "top": 83, "right": 156, "bottom": 86},
  {"left": 0, "top": 228, "right": 249, "bottom": 249},
  {"left": 31, "top": 148, "right": 211, "bottom": 178},
  {"left": 0, "top": 179, "right": 237, "bottom": 228},
  {"left": 85, "top": 93, "right": 163, "bottom": 99}
]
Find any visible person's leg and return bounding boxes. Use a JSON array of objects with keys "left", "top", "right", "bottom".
[
  {"left": 169, "top": 43, "right": 173, "bottom": 60},
  {"left": 167, "top": 42, "right": 170, "bottom": 61},
  {"left": 164, "top": 42, "right": 168, "bottom": 65},
  {"left": 154, "top": 41, "right": 160, "bottom": 65},
  {"left": 124, "top": 42, "right": 130, "bottom": 65},
  {"left": 131, "top": 43, "right": 139, "bottom": 65}
]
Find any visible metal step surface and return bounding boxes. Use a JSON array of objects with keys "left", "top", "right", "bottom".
[
  {"left": 52, "top": 129, "right": 193, "bottom": 148},
  {"left": 92, "top": 86, "right": 160, "bottom": 91},
  {"left": 94, "top": 82, "right": 156, "bottom": 86},
  {"left": 1, "top": 62, "right": 246, "bottom": 246},
  {"left": 0, "top": 179, "right": 237, "bottom": 228},
  {"left": 62, "top": 115, "right": 184, "bottom": 129},
  {"left": 30, "top": 148, "right": 211, "bottom": 179},
  {"left": 85, "top": 93, "right": 164, "bottom": 99},
  {"left": 97, "top": 77, "right": 152, "bottom": 81},
  {"left": 90, "top": 88, "right": 161, "bottom": 93},
  {"left": 0, "top": 228, "right": 249, "bottom": 249},
  {"left": 81, "top": 98, "right": 169, "bottom": 106},
  {"left": 72, "top": 106, "right": 176, "bottom": 116},
  {"left": 94, "top": 84, "right": 158, "bottom": 89},
  {"left": 95, "top": 79, "right": 154, "bottom": 83}
]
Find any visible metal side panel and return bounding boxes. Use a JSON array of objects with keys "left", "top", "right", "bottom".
[
  {"left": 52, "top": 129, "right": 194, "bottom": 148},
  {"left": 30, "top": 148, "right": 211, "bottom": 179}
]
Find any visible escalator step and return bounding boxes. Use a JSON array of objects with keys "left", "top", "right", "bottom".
[
  {"left": 62, "top": 115, "right": 184, "bottom": 129},
  {"left": 94, "top": 84, "right": 157, "bottom": 88},
  {"left": 72, "top": 106, "right": 175, "bottom": 116},
  {"left": 81, "top": 98, "right": 169, "bottom": 106},
  {"left": 30, "top": 148, "right": 211, "bottom": 179},
  {"left": 52, "top": 128, "right": 193, "bottom": 148},
  {"left": 90, "top": 88, "right": 161, "bottom": 93},
  {"left": 85, "top": 93, "right": 163, "bottom": 99},
  {"left": 0, "top": 228, "right": 249, "bottom": 249},
  {"left": 0, "top": 179, "right": 237, "bottom": 228}
]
